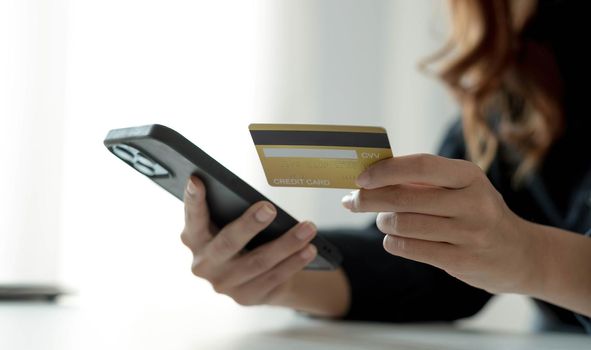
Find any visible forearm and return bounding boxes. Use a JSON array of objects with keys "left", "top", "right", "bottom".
[
  {"left": 273, "top": 226, "right": 492, "bottom": 322},
  {"left": 525, "top": 220, "right": 591, "bottom": 317},
  {"left": 273, "top": 268, "right": 351, "bottom": 318}
]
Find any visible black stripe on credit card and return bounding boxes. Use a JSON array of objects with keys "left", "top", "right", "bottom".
[{"left": 250, "top": 130, "right": 390, "bottom": 148}]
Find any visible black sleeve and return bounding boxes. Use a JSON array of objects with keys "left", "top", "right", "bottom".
[{"left": 321, "top": 119, "right": 492, "bottom": 323}]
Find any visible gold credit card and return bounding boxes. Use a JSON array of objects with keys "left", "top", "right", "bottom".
[{"left": 249, "top": 123, "right": 393, "bottom": 189}]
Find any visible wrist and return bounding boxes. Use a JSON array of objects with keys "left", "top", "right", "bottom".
[
  {"left": 271, "top": 269, "right": 350, "bottom": 318},
  {"left": 511, "top": 217, "right": 573, "bottom": 300},
  {"left": 513, "top": 222, "right": 591, "bottom": 317},
  {"left": 505, "top": 215, "right": 551, "bottom": 296}
]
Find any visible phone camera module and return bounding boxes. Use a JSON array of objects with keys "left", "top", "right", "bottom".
[{"left": 110, "top": 143, "right": 170, "bottom": 178}]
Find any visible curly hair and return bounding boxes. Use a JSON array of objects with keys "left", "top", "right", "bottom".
[{"left": 428, "top": 0, "right": 564, "bottom": 183}]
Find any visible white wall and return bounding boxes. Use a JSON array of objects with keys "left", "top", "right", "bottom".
[{"left": 0, "top": 0, "right": 67, "bottom": 283}]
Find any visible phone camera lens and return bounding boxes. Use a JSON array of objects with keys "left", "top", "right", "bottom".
[
  {"left": 136, "top": 153, "right": 155, "bottom": 168},
  {"left": 133, "top": 161, "right": 155, "bottom": 176},
  {"left": 111, "top": 144, "right": 135, "bottom": 163}
]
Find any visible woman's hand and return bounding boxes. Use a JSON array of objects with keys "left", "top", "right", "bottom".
[
  {"left": 341, "top": 153, "right": 542, "bottom": 295},
  {"left": 180, "top": 176, "right": 318, "bottom": 307}
]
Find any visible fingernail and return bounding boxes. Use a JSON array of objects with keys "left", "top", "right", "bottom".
[
  {"left": 341, "top": 193, "right": 354, "bottom": 210},
  {"left": 356, "top": 172, "right": 370, "bottom": 188},
  {"left": 186, "top": 178, "right": 198, "bottom": 196},
  {"left": 255, "top": 204, "right": 275, "bottom": 222},
  {"left": 295, "top": 222, "right": 316, "bottom": 240},
  {"left": 300, "top": 245, "right": 317, "bottom": 260}
]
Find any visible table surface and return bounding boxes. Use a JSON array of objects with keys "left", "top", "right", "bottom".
[{"left": 1, "top": 300, "right": 589, "bottom": 350}]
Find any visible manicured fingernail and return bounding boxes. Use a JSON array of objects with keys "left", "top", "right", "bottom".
[
  {"left": 255, "top": 204, "right": 275, "bottom": 222},
  {"left": 295, "top": 222, "right": 316, "bottom": 240},
  {"left": 356, "top": 172, "right": 370, "bottom": 188},
  {"left": 341, "top": 193, "right": 354, "bottom": 210},
  {"left": 186, "top": 178, "right": 198, "bottom": 196},
  {"left": 300, "top": 245, "right": 317, "bottom": 260}
]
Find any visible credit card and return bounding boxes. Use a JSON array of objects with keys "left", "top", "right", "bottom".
[{"left": 249, "top": 123, "right": 393, "bottom": 189}]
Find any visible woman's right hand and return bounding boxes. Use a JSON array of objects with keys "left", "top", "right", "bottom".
[{"left": 180, "top": 176, "right": 319, "bottom": 307}]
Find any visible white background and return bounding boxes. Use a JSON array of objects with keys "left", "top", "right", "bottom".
[{"left": 0, "top": 0, "right": 534, "bottom": 332}]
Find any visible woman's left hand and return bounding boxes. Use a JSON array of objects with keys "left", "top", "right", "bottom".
[{"left": 341, "top": 153, "right": 543, "bottom": 295}]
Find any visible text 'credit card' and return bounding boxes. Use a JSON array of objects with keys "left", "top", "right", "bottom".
[{"left": 249, "top": 124, "right": 393, "bottom": 189}]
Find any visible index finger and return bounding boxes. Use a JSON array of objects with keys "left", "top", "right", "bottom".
[{"left": 356, "top": 154, "right": 480, "bottom": 190}]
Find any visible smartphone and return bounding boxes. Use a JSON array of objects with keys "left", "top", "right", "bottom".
[{"left": 103, "top": 124, "right": 342, "bottom": 270}]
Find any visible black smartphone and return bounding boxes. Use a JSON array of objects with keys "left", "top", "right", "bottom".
[{"left": 103, "top": 124, "right": 342, "bottom": 270}]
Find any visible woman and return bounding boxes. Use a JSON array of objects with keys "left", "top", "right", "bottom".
[{"left": 180, "top": 0, "right": 591, "bottom": 333}]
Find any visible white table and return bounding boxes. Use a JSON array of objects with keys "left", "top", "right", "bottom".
[{"left": 1, "top": 299, "right": 589, "bottom": 350}]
